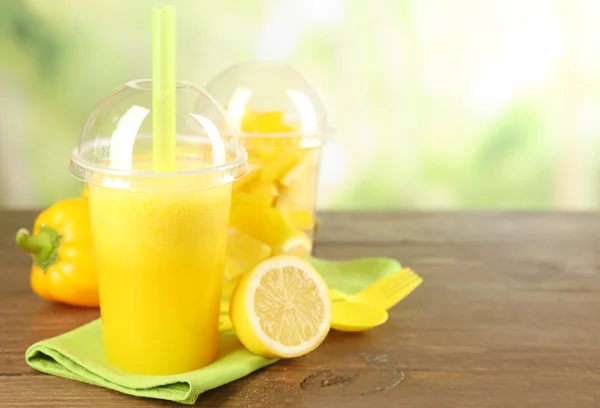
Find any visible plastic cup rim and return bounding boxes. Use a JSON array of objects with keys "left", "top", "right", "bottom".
[
  {"left": 69, "top": 143, "right": 249, "bottom": 183},
  {"left": 236, "top": 127, "right": 335, "bottom": 139}
]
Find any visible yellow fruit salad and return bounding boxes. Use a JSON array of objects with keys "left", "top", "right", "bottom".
[{"left": 206, "top": 61, "right": 333, "bottom": 301}]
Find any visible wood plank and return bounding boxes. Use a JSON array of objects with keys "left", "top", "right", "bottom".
[
  {"left": 7, "top": 210, "right": 600, "bottom": 245},
  {"left": 1, "top": 211, "right": 600, "bottom": 407},
  {"left": 316, "top": 211, "right": 600, "bottom": 243},
  {"left": 1, "top": 367, "right": 598, "bottom": 408}
]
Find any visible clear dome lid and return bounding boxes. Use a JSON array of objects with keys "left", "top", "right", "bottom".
[
  {"left": 205, "top": 61, "right": 334, "bottom": 142},
  {"left": 69, "top": 79, "right": 248, "bottom": 190}
]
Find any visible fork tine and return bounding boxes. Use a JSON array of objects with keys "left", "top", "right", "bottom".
[
  {"left": 381, "top": 275, "right": 422, "bottom": 297},
  {"left": 361, "top": 268, "right": 418, "bottom": 297},
  {"left": 382, "top": 277, "right": 422, "bottom": 310},
  {"left": 357, "top": 268, "right": 423, "bottom": 310},
  {"left": 359, "top": 270, "right": 403, "bottom": 295}
]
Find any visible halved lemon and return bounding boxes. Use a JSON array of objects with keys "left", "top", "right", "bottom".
[
  {"left": 230, "top": 255, "right": 331, "bottom": 358},
  {"left": 272, "top": 230, "right": 312, "bottom": 259}
]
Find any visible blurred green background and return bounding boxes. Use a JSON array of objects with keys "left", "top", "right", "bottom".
[{"left": 1, "top": 0, "right": 600, "bottom": 209}]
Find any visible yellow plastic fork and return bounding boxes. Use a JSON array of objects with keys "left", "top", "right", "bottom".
[{"left": 329, "top": 268, "right": 422, "bottom": 310}]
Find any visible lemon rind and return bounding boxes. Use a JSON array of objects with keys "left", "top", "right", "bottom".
[{"left": 244, "top": 256, "right": 331, "bottom": 358}]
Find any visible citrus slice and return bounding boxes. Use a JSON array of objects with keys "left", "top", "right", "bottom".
[
  {"left": 226, "top": 228, "right": 272, "bottom": 278},
  {"left": 230, "top": 255, "right": 331, "bottom": 358},
  {"left": 272, "top": 231, "right": 312, "bottom": 259}
]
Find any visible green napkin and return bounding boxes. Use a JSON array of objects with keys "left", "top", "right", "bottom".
[{"left": 25, "top": 257, "right": 403, "bottom": 405}]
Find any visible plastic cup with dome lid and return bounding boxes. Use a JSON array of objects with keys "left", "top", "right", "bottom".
[
  {"left": 205, "top": 61, "right": 335, "bottom": 294},
  {"left": 68, "top": 6, "right": 248, "bottom": 376}
]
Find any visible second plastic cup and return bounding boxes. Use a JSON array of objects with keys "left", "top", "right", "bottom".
[
  {"left": 69, "top": 80, "right": 248, "bottom": 375},
  {"left": 206, "top": 62, "right": 334, "bottom": 295}
]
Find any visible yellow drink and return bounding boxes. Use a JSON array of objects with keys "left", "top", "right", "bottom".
[
  {"left": 88, "top": 181, "right": 231, "bottom": 375},
  {"left": 68, "top": 78, "right": 248, "bottom": 375}
]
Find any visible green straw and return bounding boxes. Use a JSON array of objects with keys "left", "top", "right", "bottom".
[{"left": 152, "top": 5, "right": 176, "bottom": 172}]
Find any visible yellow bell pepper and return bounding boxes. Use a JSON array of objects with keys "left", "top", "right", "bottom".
[{"left": 15, "top": 197, "right": 99, "bottom": 307}]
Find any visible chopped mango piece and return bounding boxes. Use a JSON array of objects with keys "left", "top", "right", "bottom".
[
  {"left": 256, "top": 111, "right": 295, "bottom": 133},
  {"left": 241, "top": 110, "right": 297, "bottom": 134},
  {"left": 260, "top": 150, "right": 300, "bottom": 182},
  {"left": 233, "top": 189, "right": 273, "bottom": 206},
  {"left": 224, "top": 257, "right": 245, "bottom": 281},
  {"left": 222, "top": 275, "right": 241, "bottom": 301},
  {"left": 240, "top": 109, "right": 259, "bottom": 133},
  {"left": 244, "top": 136, "right": 304, "bottom": 150},
  {"left": 244, "top": 180, "right": 278, "bottom": 205},
  {"left": 226, "top": 228, "right": 272, "bottom": 276},
  {"left": 230, "top": 202, "right": 295, "bottom": 245},
  {"left": 287, "top": 209, "right": 315, "bottom": 230},
  {"left": 278, "top": 180, "right": 316, "bottom": 208},
  {"left": 279, "top": 159, "right": 315, "bottom": 187},
  {"left": 233, "top": 166, "right": 261, "bottom": 191}
]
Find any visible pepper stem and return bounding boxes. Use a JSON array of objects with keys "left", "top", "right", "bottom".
[{"left": 16, "top": 226, "right": 61, "bottom": 270}]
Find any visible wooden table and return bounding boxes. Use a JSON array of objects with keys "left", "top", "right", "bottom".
[{"left": 1, "top": 211, "right": 599, "bottom": 407}]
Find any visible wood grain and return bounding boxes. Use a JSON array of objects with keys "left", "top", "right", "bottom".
[{"left": 1, "top": 211, "right": 600, "bottom": 407}]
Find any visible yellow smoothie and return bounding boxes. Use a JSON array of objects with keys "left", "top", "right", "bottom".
[{"left": 88, "top": 180, "right": 231, "bottom": 375}]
